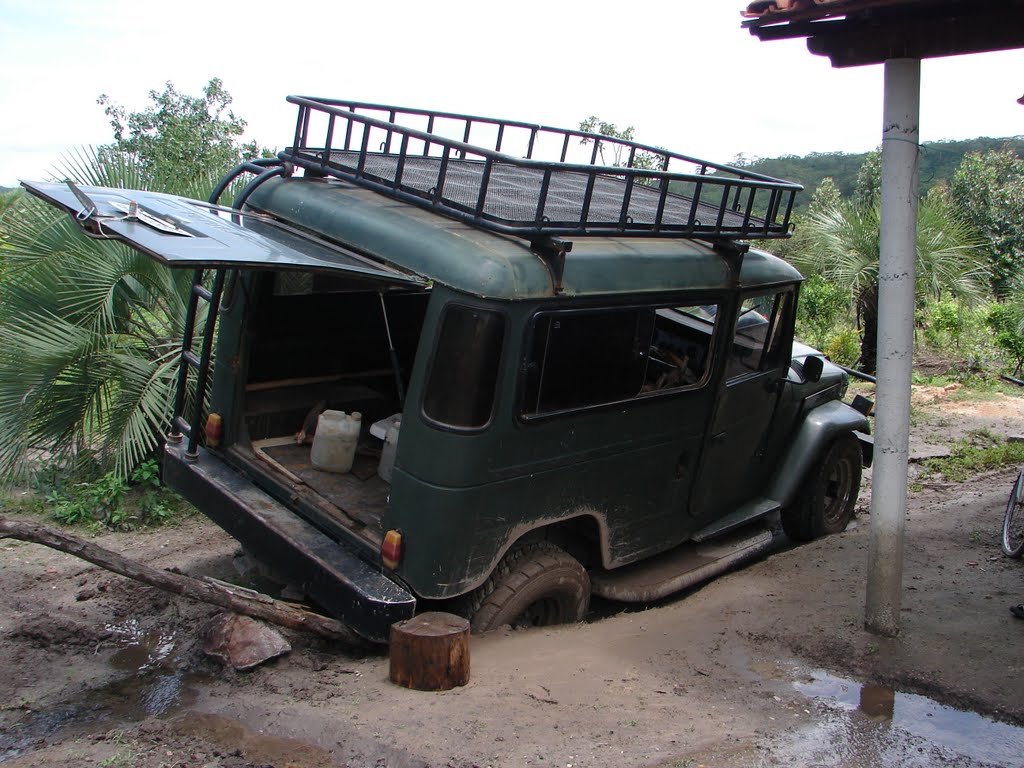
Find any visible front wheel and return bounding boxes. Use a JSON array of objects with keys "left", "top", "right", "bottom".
[
  {"left": 468, "top": 542, "right": 590, "bottom": 633},
  {"left": 782, "top": 434, "right": 862, "bottom": 542},
  {"left": 1002, "top": 470, "right": 1024, "bottom": 558}
]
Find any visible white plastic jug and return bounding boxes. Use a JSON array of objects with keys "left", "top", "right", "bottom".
[
  {"left": 311, "top": 410, "right": 361, "bottom": 474},
  {"left": 377, "top": 416, "right": 401, "bottom": 483}
]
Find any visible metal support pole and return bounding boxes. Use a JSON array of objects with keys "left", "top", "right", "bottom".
[{"left": 865, "top": 58, "right": 921, "bottom": 637}]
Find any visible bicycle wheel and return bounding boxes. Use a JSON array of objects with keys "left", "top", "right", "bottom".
[{"left": 1001, "top": 469, "right": 1024, "bottom": 558}]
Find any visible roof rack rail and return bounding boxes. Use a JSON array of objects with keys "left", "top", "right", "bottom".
[{"left": 280, "top": 96, "right": 801, "bottom": 242}]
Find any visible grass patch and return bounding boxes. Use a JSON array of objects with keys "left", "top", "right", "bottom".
[
  {"left": 945, "top": 383, "right": 1012, "bottom": 402},
  {"left": 919, "top": 430, "right": 1024, "bottom": 483}
]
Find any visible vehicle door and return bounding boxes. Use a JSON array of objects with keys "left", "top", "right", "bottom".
[
  {"left": 691, "top": 288, "right": 796, "bottom": 521},
  {"left": 499, "top": 299, "right": 722, "bottom": 565}
]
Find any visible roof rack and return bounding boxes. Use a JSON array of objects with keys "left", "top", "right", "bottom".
[{"left": 280, "top": 96, "right": 801, "bottom": 243}]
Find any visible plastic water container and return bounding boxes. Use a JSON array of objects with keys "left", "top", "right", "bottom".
[
  {"left": 370, "top": 413, "right": 402, "bottom": 440},
  {"left": 377, "top": 417, "right": 401, "bottom": 483},
  {"left": 311, "top": 410, "right": 361, "bottom": 474}
]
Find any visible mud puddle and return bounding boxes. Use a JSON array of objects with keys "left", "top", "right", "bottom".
[
  {"left": 0, "top": 622, "right": 203, "bottom": 763},
  {"left": 756, "top": 669, "right": 1024, "bottom": 767},
  {"left": 171, "top": 712, "right": 339, "bottom": 767}
]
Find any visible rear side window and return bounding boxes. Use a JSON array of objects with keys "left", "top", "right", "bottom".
[{"left": 423, "top": 305, "right": 505, "bottom": 428}]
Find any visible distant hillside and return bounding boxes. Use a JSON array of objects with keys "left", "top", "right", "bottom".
[{"left": 737, "top": 136, "right": 1024, "bottom": 212}]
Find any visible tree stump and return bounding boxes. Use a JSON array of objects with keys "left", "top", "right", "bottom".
[{"left": 389, "top": 612, "right": 470, "bottom": 690}]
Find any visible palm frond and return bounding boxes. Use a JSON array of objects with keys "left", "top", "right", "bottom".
[{"left": 0, "top": 148, "right": 203, "bottom": 482}]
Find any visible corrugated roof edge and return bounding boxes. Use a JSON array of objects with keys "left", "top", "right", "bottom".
[{"left": 742, "top": 0, "right": 904, "bottom": 21}]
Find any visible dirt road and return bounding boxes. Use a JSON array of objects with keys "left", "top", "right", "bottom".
[{"left": 2, "top": 389, "right": 1023, "bottom": 767}]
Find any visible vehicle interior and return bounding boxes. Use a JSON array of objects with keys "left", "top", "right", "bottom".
[{"left": 231, "top": 270, "right": 430, "bottom": 534}]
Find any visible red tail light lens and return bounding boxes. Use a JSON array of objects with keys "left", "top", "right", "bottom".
[
  {"left": 204, "top": 413, "right": 223, "bottom": 447},
  {"left": 381, "top": 529, "right": 402, "bottom": 569}
]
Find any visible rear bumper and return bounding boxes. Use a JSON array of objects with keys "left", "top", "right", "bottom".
[{"left": 163, "top": 442, "right": 415, "bottom": 642}]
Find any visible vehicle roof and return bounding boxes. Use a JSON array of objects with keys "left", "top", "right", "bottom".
[{"left": 246, "top": 177, "right": 803, "bottom": 300}]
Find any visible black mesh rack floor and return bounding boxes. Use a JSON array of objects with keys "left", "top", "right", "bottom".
[{"left": 281, "top": 97, "right": 802, "bottom": 242}]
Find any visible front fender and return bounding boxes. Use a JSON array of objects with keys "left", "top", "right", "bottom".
[{"left": 768, "top": 400, "right": 870, "bottom": 507}]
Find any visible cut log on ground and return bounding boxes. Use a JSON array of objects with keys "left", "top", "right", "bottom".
[
  {"left": 389, "top": 611, "right": 470, "bottom": 691},
  {"left": 0, "top": 516, "right": 357, "bottom": 643}
]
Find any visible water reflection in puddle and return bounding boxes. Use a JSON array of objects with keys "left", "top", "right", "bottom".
[
  {"left": 0, "top": 621, "right": 200, "bottom": 764},
  {"left": 758, "top": 669, "right": 1024, "bottom": 768},
  {"left": 106, "top": 618, "right": 178, "bottom": 674}
]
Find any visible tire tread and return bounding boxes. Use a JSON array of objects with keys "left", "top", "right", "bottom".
[{"left": 467, "top": 542, "right": 589, "bottom": 633}]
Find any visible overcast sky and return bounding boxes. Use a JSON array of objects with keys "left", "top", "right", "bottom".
[{"left": 2, "top": 0, "right": 1023, "bottom": 187}]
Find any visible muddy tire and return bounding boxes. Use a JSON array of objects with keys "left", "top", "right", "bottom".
[
  {"left": 782, "top": 433, "right": 862, "bottom": 542},
  {"left": 468, "top": 542, "right": 590, "bottom": 633}
]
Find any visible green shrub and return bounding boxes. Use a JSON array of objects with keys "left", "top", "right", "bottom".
[
  {"left": 823, "top": 327, "right": 862, "bottom": 368},
  {"left": 985, "top": 303, "right": 1024, "bottom": 374},
  {"left": 924, "top": 300, "right": 964, "bottom": 347},
  {"left": 796, "top": 275, "right": 851, "bottom": 350},
  {"left": 42, "top": 458, "right": 187, "bottom": 530}
]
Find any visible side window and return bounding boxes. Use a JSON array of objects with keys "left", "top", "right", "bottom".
[
  {"left": 645, "top": 305, "right": 718, "bottom": 391},
  {"left": 725, "top": 291, "right": 792, "bottom": 380},
  {"left": 763, "top": 291, "right": 794, "bottom": 369},
  {"left": 423, "top": 305, "right": 505, "bottom": 429},
  {"left": 524, "top": 308, "right": 652, "bottom": 415},
  {"left": 522, "top": 303, "right": 718, "bottom": 417}
]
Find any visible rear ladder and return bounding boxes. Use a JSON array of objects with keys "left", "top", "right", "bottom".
[{"left": 169, "top": 268, "right": 225, "bottom": 458}]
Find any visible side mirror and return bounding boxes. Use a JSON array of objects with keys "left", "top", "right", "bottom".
[{"left": 803, "top": 355, "right": 824, "bottom": 383}]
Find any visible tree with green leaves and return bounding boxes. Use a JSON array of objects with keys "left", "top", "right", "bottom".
[
  {"left": 0, "top": 80, "right": 256, "bottom": 484},
  {"left": 986, "top": 302, "right": 1024, "bottom": 375},
  {"left": 793, "top": 191, "right": 988, "bottom": 373},
  {"left": 949, "top": 148, "right": 1024, "bottom": 298},
  {"left": 98, "top": 77, "right": 261, "bottom": 190},
  {"left": 853, "top": 147, "right": 881, "bottom": 207},
  {"left": 578, "top": 116, "right": 663, "bottom": 171}
]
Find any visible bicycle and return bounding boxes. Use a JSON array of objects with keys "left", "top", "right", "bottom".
[{"left": 1002, "top": 468, "right": 1024, "bottom": 558}]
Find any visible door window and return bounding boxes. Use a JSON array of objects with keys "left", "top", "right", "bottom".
[{"left": 725, "top": 291, "right": 792, "bottom": 380}]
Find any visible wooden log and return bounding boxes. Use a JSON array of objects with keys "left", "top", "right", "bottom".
[
  {"left": 0, "top": 516, "right": 357, "bottom": 643},
  {"left": 389, "top": 612, "right": 470, "bottom": 690}
]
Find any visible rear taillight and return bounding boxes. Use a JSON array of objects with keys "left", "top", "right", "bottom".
[
  {"left": 205, "top": 413, "right": 223, "bottom": 447},
  {"left": 381, "top": 529, "right": 403, "bottom": 569}
]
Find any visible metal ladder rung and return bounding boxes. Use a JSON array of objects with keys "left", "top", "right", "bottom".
[{"left": 170, "top": 267, "right": 226, "bottom": 455}]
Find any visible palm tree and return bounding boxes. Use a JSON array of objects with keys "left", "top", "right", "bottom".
[
  {"left": 0, "top": 148, "right": 219, "bottom": 483},
  {"left": 792, "top": 193, "right": 989, "bottom": 373}
]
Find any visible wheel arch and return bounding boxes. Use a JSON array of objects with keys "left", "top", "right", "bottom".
[
  {"left": 438, "top": 511, "right": 607, "bottom": 602},
  {"left": 524, "top": 514, "right": 605, "bottom": 571},
  {"left": 768, "top": 400, "right": 869, "bottom": 507}
]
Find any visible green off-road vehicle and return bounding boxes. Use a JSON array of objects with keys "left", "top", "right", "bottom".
[{"left": 25, "top": 98, "right": 872, "bottom": 642}]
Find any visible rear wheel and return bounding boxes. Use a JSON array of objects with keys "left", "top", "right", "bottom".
[
  {"left": 1002, "top": 469, "right": 1024, "bottom": 558},
  {"left": 782, "top": 434, "right": 862, "bottom": 542},
  {"left": 468, "top": 542, "right": 590, "bottom": 633}
]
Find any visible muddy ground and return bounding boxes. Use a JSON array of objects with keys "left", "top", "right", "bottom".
[{"left": 2, "top": 387, "right": 1024, "bottom": 767}]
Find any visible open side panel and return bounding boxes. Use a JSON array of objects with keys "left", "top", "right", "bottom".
[{"left": 20, "top": 180, "right": 426, "bottom": 286}]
